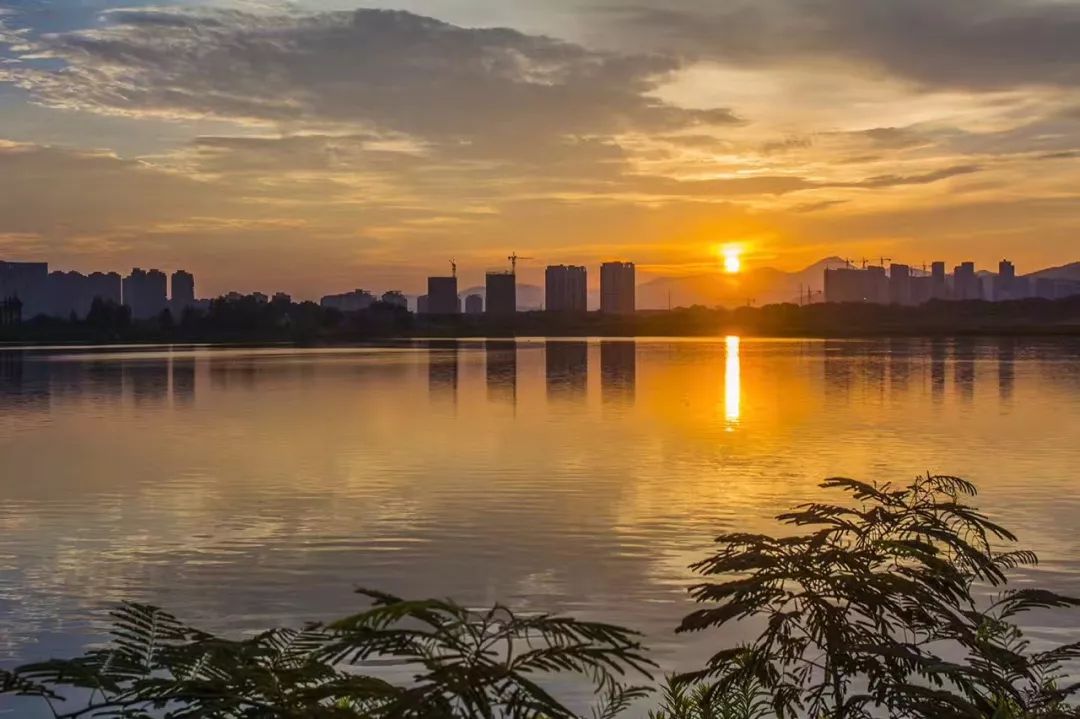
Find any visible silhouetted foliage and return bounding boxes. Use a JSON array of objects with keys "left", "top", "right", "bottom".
[
  {"left": 85, "top": 297, "right": 131, "bottom": 330},
  {"left": 3, "top": 589, "right": 653, "bottom": 718},
  {"left": 677, "top": 474, "right": 1080, "bottom": 719},
  {"left": 648, "top": 674, "right": 771, "bottom": 719}
]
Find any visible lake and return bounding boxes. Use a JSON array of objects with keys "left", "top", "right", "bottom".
[{"left": 2, "top": 338, "right": 1080, "bottom": 711}]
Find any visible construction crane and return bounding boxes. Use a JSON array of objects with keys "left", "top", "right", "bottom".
[
  {"left": 507, "top": 252, "right": 533, "bottom": 275},
  {"left": 879, "top": 256, "right": 893, "bottom": 268},
  {"left": 449, "top": 259, "right": 456, "bottom": 278}
]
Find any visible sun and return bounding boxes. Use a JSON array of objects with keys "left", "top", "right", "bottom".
[{"left": 719, "top": 244, "right": 743, "bottom": 274}]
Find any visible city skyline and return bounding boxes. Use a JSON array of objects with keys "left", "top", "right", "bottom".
[
  {"left": 6, "top": 252, "right": 1080, "bottom": 320},
  {"left": 1, "top": 2, "right": 1078, "bottom": 299}
]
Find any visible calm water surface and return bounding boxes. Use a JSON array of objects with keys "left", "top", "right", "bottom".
[{"left": 2, "top": 338, "right": 1080, "bottom": 710}]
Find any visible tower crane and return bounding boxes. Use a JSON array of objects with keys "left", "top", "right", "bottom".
[
  {"left": 507, "top": 253, "right": 534, "bottom": 275},
  {"left": 449, "top": 259, "right": 457, "bottom": 278}
]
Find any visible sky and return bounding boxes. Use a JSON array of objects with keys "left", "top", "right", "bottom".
[{"left": 0, "top": 0, "right": 1078, "bottom": 299}]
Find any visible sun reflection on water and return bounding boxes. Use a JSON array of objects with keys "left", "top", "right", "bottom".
[{"left": 725, "top": 335, "right": 741, "bottom": 426}]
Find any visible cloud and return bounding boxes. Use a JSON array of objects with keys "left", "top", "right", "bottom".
[
  {"left": 602, "top": 0, "right": 1080, "bottom": 91},
  {"left": 844, "top": 164, "right": 981, "bottom": 189},
  {"left": 2, "top": 7, "right": 738, "bottom": 151},
  {"left": 0, "top": 140, "right": 223, "bottom": 238}
]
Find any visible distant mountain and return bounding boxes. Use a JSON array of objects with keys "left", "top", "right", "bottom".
[
  {"left": 1026, "top": 262, "right": 1080, "bottom": 281},
  {"left": 637, "top": 257, "right": 849, "bottom": 309}
]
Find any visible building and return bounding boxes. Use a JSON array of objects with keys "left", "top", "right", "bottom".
[
  {"left": 122, "top": 268, "right": 168, "bottom": 319},
  {"left": 381, "top": 291, "right": 408, "bottom": 308},
  {"left": 171, "top": 270, "right": 195, "bottom": 313},
  {"left": 427, "top": 277, "right": 458, "bottom": 314},
  {"left": 0, "top": 261, "right": 48, "bottom": 316},
  {"left": 910, "top": 276, "right": 934, "bottom": 305},
  {"left": 931, "top": 261, "right": 948, "bottom": 299},
  {"left": 600, "top": 262, "right": 635, "bottom": 314},
  {"left": 545, "top": 265, "right": 587, "bottom": 312},
  {"left": 37, "top": 270, "right": 122, "bottom": 319},
  {"left": 993, "top": 260, "right": 1017, "bottom": 301},
  {"left": 824, "top": 266, "right": 888, "bottom": 304},
  {"left": 416, "top": 295, "right": 429, "bottom": 314},
  {"left": 824, "top": 267, "right": 864, "bottom": 303},
  {"left": 485, "top": 271, "right": 516, "bottom": 317},
  {"left": 889, "top": 264, "right": 912, "bottom": 305},
  {"left": 89, "top": 272, "right": 123, "bottom": 306},
  {"left": 464, "top": 294, "right": 484, "bottom": 314},
  {"left": 320, "top": 288, "right": 375, "bottom": 312},
  {"left": 953, "top": 262, "right": 981, "bottom": 300},
  {"left": 272, "top": 292, "right": 292, "bottom": 304}
]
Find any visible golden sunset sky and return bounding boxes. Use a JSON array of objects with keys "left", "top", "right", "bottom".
[{"left": 1, "top": 0, "right": 1078, "bottom": 299}]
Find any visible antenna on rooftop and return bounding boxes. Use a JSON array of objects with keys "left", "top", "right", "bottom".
[{"left": 450, "top": 259, "right": 457, "bottom": 278}]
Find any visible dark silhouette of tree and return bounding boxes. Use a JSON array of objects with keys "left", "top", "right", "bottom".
[
  {"left": 677, "top": 474, "right": 1080, "bottom": 719},
  {"left": 85, "top": 297, "right": 131, "bottom": 330},
  {"left": 2, "top": 590, "right": 652, "bottom": 718}
]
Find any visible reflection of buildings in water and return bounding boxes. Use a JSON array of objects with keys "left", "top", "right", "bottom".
[
  {"left": 545, "top": 341, "right": 587, "bottom": 401},
  {"left": 428, "top": 341, "right": 459, "bottom": 401},
  {"left": 81, "top": 360, "right": 124, "bottom": 403},
  {"left": 860, "top": 346, "right": 887, "bottom": 399},
  {"left": 124, "top": 359, "right": 169, "bottom": 405},
  {"left": 209, "top": 358, "right": 258, "bottom": 390},
  {"left": 724, "top": 336, "right": 741, "bottom": 424},
  {"left": 0, "top": 351, "right": 49, "bottom": 408},
  {"left": 997, "top": 338, "right": 1016, "bottom": 403},
  {"left": 600, "top": 341, "right": 636, "bottom": 406},
  {"left": 171, "top": 358, "right": 196, "bottom": 406},
  {"left": 930, "top": 338, "right": 947, "bottom": 403},
  {"left": 823, "top": 340, "right": 854, "bottom": 401},
  {"left": 485, "top": 340, "right": 517, "bottom": 407},
  {"left": 888, "top": 338, "right": 912, "bottom": 396},
  {"left": 954, "top": 337, "right": 976, "bottom": 403}
]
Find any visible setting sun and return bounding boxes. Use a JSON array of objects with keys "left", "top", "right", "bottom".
[{"left": 720, "top": 245, "right": 743, "bottom": 274}]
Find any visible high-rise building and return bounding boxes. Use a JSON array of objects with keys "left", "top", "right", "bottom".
[
  {"left": 545, "top": 265, "right": 587, "bottom": 312},
  {"left": 464, "top": 294, "right": 484, "bottom": 314},
  {"left": 0, "top": 261, "right": 48, "bottom": 316},
  {"left": 427, "top": 276, "right": 458, "bottom": 314},
  {"left": 910, "top": 276, "right": 933, "bottom": 305},
  {"left": 865, "top": 266, "right": 889, "bottom": 304},
  {"left": 994, "top": 260, "right": 1016, "bottom": 301},
  {"left": 485, "top": 271, "right": 516, "bottom": 317},
  {"left": 824, "top": 267, "right": 865, "bottom": 303},
  {"left": 600, "top": 262, "right": 635, "bottom": 314},
  {"left": 89, "top": 272, "right": 122, "bottom": 306},
  {"left": 122, "top": 268, "right": 168, "bottom": 319},
  {"left": 931, "top": 261, "right": 948, "bottom": 299},
  {"left": 824, "top": 266, "right": 887, "bottom": 303},
  {"left": 889, "top": 264, "right": 912, "bottom": 305},
  {"left": 171, "top": 270, "right": 195, "bottom": 313},
  {"left": 953, "top": 262, "right": 980, "bottom": 300}
]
